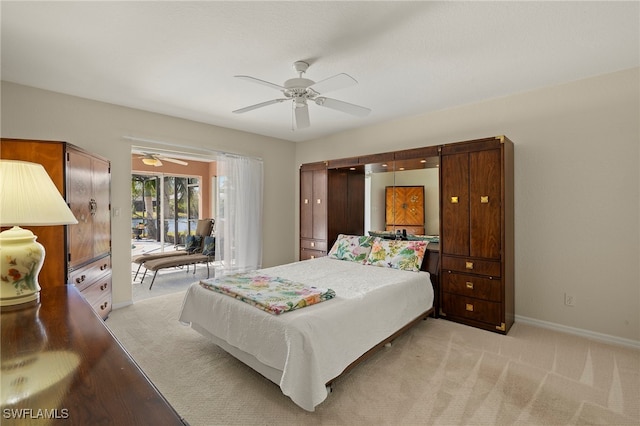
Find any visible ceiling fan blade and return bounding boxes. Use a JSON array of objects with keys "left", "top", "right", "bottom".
[
  {"left": 310, "top": 73, "right": 357, "bottom": 94},
  {"left": 233, "top": 98, "right": 288, "bottom": 114},
  {"left": 235, "top": 75, "right": 285, "bottom": 91},
  {"left": 233, "top": 98, "right": 287, "bottom": 114},
  {"left": 159, "top": 157, "right": 188, "bottom": 166},
  {"left": 315, "top": 97, "right": 371, "bottom": 117},
  {"left": 295, "top": 105, "right": 310, "bottom": 129}
]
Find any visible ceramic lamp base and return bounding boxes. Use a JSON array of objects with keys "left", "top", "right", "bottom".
[{"left": 0, "top": 226, "right": 44, "bottom": 307}]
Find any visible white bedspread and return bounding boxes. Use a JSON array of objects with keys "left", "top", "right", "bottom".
[{"left": 178, "top": 256, "right": 433, "bottom": 411}]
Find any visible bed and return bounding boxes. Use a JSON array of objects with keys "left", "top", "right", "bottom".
[{"left": 178, "top": 235, "right": 439, "bottom": 411}]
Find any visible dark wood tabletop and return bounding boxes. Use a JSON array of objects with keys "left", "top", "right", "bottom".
[{"left": 1, "top": 285, "right": 186, "bottom": 425}]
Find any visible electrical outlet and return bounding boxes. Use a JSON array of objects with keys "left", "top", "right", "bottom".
[{"left": 564, "top": 293, "right": 575, "bottom": 307}]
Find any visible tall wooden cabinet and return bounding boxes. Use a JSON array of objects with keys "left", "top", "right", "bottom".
[
  {"left": 328, "top": 166, "right": 365, "bottom": 244},
  {"left": 300, "top": 162, "right": 328, "bottom": 259},
  {"left": 0, "top": 139, "right": 112, "bottom": 319},
  {"left": 439, "top": 136, "right": 514, "bottom": 334},
  {"left": 298, "top": 136, "right": 514, "bottom": 334},
  {"left": 300, "top": 161, "right": 364, "bottom": 260}
]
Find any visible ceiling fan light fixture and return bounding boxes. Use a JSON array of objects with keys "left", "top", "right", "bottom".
[
  {"left": 142, "top": 157, "right": 161, "bottom": 166},
  {"left": 137, "top": 152, "right": 188, "bottom": 167},
  {"left": 233, "top": 60, "right": 370, "bottom": 128},
  {"left": 284, "top": 78, "right": 315, "bottom": 90}
]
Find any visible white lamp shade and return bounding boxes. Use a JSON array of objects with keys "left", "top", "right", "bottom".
[
  {"left": 0, "top": 160, "right": 78, "bottom": 226},
  {"left": 1, "top": 160, "right": 79, "bottom": 306}
]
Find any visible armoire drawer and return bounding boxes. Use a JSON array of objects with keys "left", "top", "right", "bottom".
[
  {"left": 87, "top": 290, "right": 112, "bottom": 320},
  {"left": 300, "top": 239, "right": 328, "bottom": 252},
  {"left": 442, "top": 293, "right": 501, "bottom": 325},
  {"left": 441, "top": 255, "right": 501, "bottom": 277},
  {"left": 81, "top": 275, "right": 111, "bottom": 306},
  {"left": 442, "top": 272, "right": 501, "bottom": 302},
  {"left": 69, "top": 256, "right": 111, "bottom": 291}
]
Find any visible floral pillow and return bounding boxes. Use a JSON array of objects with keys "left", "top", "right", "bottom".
[
  {"left": 328, "top": 234, "right": 374, "bottom": 263},
  {"left": 365, "top": 238, "right": 427, "bottom": 272}
]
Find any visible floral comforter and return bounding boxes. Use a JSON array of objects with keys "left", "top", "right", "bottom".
[{"left": 199, "top": 273, "right": 336, "bottom": 315}]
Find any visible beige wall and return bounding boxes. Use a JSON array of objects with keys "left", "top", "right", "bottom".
[
  {"left": 1, "top": 81, "right": 297, "bottom": 307},
  {"left": 2, "top": 67, "right": 638, "bottom": 345},
  {"left": 296, "top": 68, "right": 640, "bottom": 344}
]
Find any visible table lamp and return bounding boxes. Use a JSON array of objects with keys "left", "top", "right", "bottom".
[{"left": 0, "top": 160, "right": 78, "bottom": 307}]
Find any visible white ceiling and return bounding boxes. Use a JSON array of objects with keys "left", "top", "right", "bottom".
[{"left": 2, "top": 1, "right": 638, "bottom": 143}]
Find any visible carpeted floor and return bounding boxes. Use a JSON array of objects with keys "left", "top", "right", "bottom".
[
  {"left": 131, "top": 264, "right": 211, "bottom": 302},
  {"left": 106, "top": 291, "right": 639, "bottom": 426}
]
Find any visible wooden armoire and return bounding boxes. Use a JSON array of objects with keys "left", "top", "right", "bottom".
[
  {"left": 439, "top": 136, "right": 514, "bottom": 334},
  {"left": 299, "top": 135, "right": 514, "bottom": 334},
  {"left": 300, "top": 161, "right": 364, "bottom": 260},
  {"left": 0, "top": 139, "right": 112, "bottom": 319},
  {"left": 385, "top": 186, "right": 425, "bottom": 235}
]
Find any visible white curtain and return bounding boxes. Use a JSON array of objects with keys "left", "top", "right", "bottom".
[{"left": 214, "top": 154, "right": 263, "bottom": 274}]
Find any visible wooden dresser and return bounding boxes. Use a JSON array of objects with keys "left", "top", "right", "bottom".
[
  {"left": 0, "top": 139, "right": 112, "bottom": 319},
  {"left": 0, "top": 286, "right": 186, "bottom": 425},
  {"left": 439, "top": 136, "right": 514, "bottom": 334}
]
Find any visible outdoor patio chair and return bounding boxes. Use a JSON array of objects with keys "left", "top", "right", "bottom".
[{"left": 132, "top": 218, "right": 214, "bottom": 281}]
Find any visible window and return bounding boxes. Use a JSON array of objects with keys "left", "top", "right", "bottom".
[{"left": 131, "top": 173, "right": 200, "bottom": 248}]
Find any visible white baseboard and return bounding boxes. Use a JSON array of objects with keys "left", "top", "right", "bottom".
[
  {"left": 112, "top": 300, "right": 133, "bottom": 310},
  {"left": 515, "top": 315, "right": 640, "bottom": 350}
]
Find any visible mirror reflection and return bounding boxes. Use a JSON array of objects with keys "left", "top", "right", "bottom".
[
  {"left": 365, "top": 156, "right": 439, "bottom": 240},
  {"left": 0, "top": 304, "right": 80, "bottom": 416}
]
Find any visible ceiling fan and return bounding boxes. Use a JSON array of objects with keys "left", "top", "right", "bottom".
[
  {"left": 137, "top": 153, "right": 188, "bottom": 167},
  {"left": 232, "top": 61, "right": 371, "bottom": 129}
]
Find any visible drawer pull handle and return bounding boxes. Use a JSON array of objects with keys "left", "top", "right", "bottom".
[
  {"left": 465, "top": 261, "right": 473, "bottom": 270},
  {"left": 310, "top": 255, "right": 315, "bottom": 259},
  {"left": 304, "top": 198, "right": 309, "bottom": 204},
  {"left": 100, "top": 264, "right": 108, "bottom": 270},
  {"left": 450, "top": 196, "right": 458, "bottom": 203},
  {"left": 466, "top": 282, "right": 474, "bottom": 290},
  {"left": 466, "top": 303, "right": 474, "bottom": 312},
  {"left": 100, "top": 283, "right": 108, "bottom": 291},
  {"left": 310, "top": 242, "right": 315, "bottom": 247},
  {"left": 316, "top": 199, "right": 321, "bottom": 204},
  {"left": 75, "top": 274, "right": 86, "bottom": 284},
  {"left": 100, "top": 302, "right": 108, "bottom": 311},
  {"left": 481, "top": 196, "right": 489, "bottom": 203}
]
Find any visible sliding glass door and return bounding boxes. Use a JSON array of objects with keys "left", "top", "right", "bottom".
[
  {"left": 132, "top": 175, "right": 160, "bottom": 241},
  {"left": 132, "top": 174, "right": 200, "bottom": 248},
  {"left": 162, "top": 176, "right": 200, "bottom": 246}
]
